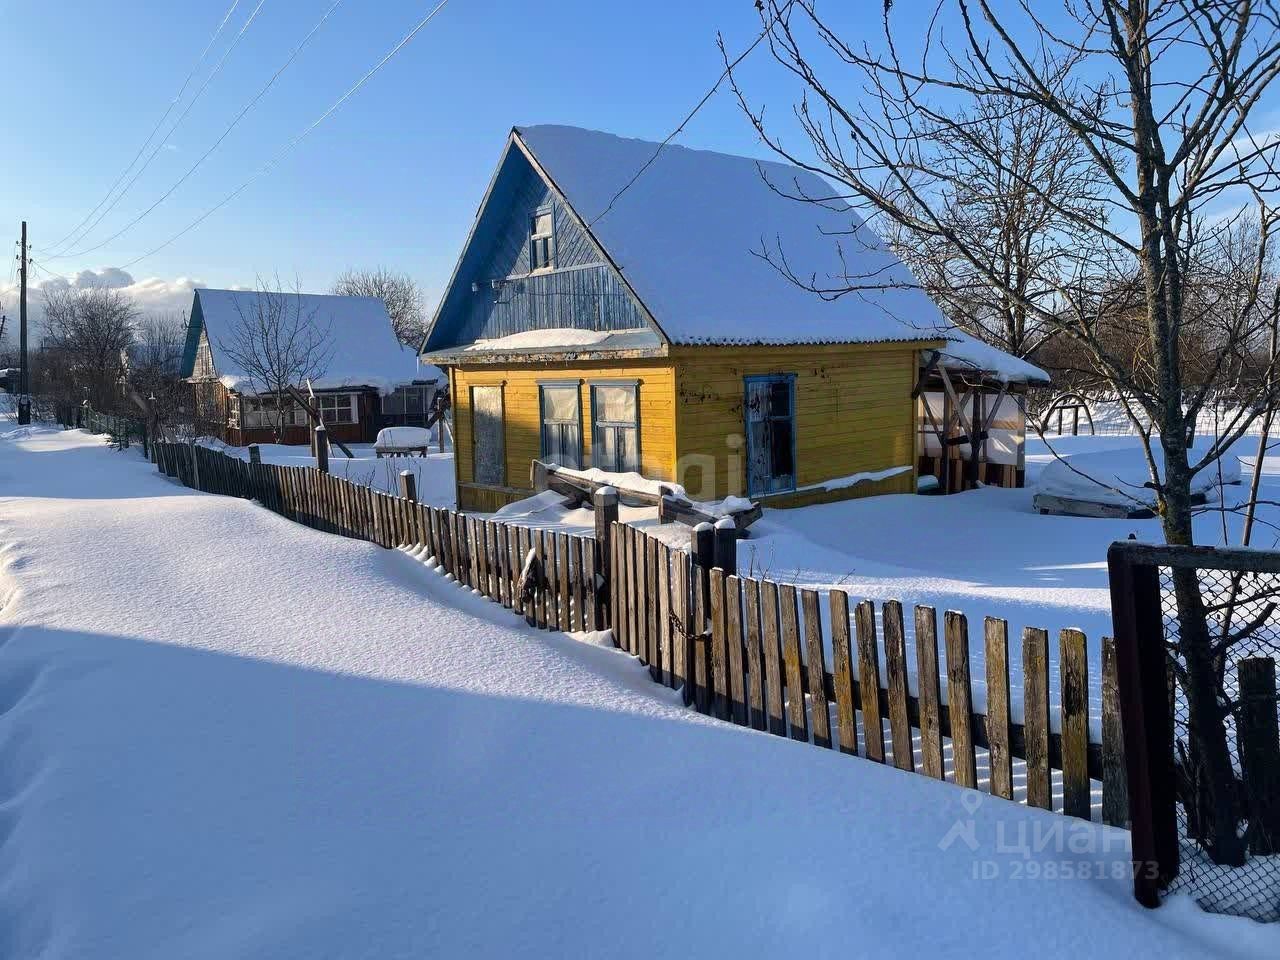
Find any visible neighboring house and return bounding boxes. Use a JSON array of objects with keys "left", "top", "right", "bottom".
[
  {"left": 421, "top": 125, "right": 1045, "bottom": 512},
  {"left": 181, "top": 288, "right": 440, "bottom": 446}
]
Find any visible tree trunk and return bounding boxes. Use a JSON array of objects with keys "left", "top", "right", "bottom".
[{"left": 1159, "top": 440, "right": 1246, "bottom": 866}]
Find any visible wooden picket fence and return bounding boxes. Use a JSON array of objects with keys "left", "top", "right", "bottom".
[{"left": 151, "top": 440, "right": 1126, "bottom": 827}]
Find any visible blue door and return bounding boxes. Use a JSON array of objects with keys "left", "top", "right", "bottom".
[{"left": 744, "top": 375, "right": 796, "bottom": 496}]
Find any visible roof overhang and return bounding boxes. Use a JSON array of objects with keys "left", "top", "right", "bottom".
[{"left": 423, "top": 343, "right": 670, "bottom": 366}]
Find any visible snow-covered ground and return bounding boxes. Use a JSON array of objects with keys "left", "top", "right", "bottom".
[{"left": 2, "top": 424, "right": 1276, "bottom": 956}]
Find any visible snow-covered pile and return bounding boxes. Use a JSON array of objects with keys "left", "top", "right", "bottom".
[
  {"left": 374, "top": 426, "right": 434, "bottom": 451},
  {"left": 0, "top": 424, "right": 1272, "bottom": 957},
  {"left": 1034, "top": 443, "right": 1241, "bottom": 509}
]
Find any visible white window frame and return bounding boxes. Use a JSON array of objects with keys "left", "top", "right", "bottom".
[{"left": 318, "top": 392, "right": 358, "bottom": 426}]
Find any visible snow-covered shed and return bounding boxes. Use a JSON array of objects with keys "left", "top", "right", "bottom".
[
  {"left": 421, "top": 125, "right": 1038, "bottom": 511},
  {"left": 181, "top": 288, "right": 441, "bottom": 446},
  {"left": 917, "top": 331, "right": 1051, "bottom": 493}
]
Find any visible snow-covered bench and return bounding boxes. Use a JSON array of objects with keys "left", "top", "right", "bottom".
[{"left": 374, "top": 426, "right": 433, "bottom": 458}]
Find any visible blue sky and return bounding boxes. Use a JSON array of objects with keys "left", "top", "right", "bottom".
[
  {"left": 0, "top": 0, "right": 807, "bottom": 316},
  {"left": 3, "top": 1, "right": 1275, "bottom": 328}
]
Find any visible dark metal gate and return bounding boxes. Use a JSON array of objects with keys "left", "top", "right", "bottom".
[{"left": 1108, "top": 541, "right": 1280, "bottom": 922}]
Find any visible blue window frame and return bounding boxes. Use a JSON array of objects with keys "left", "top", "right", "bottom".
[
  {"left": 744, "top": 374, "right": 797, "bottom": 496},
  {"left": 539, "top": 381, "right": 582, "bottom": 469},
  {"left": 590, "top": 380, "right": 640, "bottom": 474}
]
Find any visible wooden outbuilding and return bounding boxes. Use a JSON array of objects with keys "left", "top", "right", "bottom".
[
  {"left": 181, "top": 288, "right": 441, "bottom": 446},
  {"left": 421, "top": 125, "right": 1041, "bottom": 512}
]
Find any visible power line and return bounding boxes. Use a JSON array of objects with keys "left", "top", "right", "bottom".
[
  {"left": 46, "top": 0, "right": 270, "bottom": 259},
  {"left": 39, "top": 0, "right": 245, "bottom": 254},
  {"left": 588, "top": 1, "right": 792, "bottom": 228},
  {"left": 118, "top": 0, "right": 454, "bottom": 272},
  {"left": 46, "top": 0, "right": 344, "bottom": 262}
]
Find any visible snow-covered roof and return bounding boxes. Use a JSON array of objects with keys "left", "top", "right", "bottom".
[
  {"left": 934, "top": 330, "right": 1050, "bottom": 384},
  {"left": 194, "top": 288, "right": 423, "bottom": 394},
  {"left": 514, "top": 124, "right": 954, "bottom": 348}
]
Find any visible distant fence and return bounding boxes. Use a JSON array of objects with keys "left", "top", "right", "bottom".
[
  {"left": 149, "top": 439, "right": 1125, "bottom": 830},
  {"left": 49, "top": 402, "right": 149, "bottom": 452}
]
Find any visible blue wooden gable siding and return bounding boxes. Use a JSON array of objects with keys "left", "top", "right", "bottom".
[
  {"left": 179, "top": 293, "right": 206, "bottom": 378},
  {"left": 424, "top": 144, "right": 649, "bottom": 352}
]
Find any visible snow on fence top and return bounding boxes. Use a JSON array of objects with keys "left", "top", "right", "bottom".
[{"left": 195, "top": 288, "right": 425, "bottom": 395}]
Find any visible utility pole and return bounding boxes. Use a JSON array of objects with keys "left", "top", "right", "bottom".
[{"left": 17, "top": 221, "right": 29, "bottom": 425}]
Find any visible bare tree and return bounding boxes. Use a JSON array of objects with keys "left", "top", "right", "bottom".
[
  {"left": 215, "top": 277, "right": 334, "bottom": 442},
  {"left": 41, "top": 285, "right": 137, "bottom": 410},
  {"left": 127, "top": 312, "right": 189, "bottom": 428},
  {"left": 331, "top": 267, "right": 426, "bottom": 348},
  {"left": 730, "top": 1, "right": 1280, "bottom": 864},
  {"left": 886, "top": 95, "right": 1108, "bottom": 357}
]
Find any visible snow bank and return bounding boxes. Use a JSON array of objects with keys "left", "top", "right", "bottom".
[{"left": 1035, "top": 443, "right": 1241, "bottom": 509}]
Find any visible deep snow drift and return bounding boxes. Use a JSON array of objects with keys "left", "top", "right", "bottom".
[{"left": 0, "top": 424, "right": 1275, "bottom": 958}]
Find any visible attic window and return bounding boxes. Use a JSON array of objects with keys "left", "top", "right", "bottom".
[{"left": 530, "top": 207, "right": 555, "bottom": 271}]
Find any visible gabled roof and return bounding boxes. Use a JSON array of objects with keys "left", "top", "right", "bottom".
[
  {"left": 513, "top": 124, "right": 950, "bottom": 346},
  {"left": 423, "top": 125, "right": 1048, "bottom": 382},
  {"left": 189, "top": 288, "right": 424, "bottom": 393}
]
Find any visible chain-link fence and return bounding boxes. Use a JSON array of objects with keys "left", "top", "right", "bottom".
[
  {"left": 1159, "top": 560, "right": 1280, "bottom": 921},
  {"left": 1110, "top": 541, "right": 1279, "bottom": 923}
]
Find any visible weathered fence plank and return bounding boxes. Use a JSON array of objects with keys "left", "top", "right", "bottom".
[
  {"left": 830, "top": 590, "right": 858, "bottom": 756},
  {"left": 855, "top": 600, "right": 885, "bottom": 763},
  {"left": 1023, "top": 627, "right": 1053, "bottom": 810},
  {"left": 759, "top": 580, "right": 787, "bottom": 737},
  {"left": 883, "top": 600, "right": 913, "bottom": 772},
  {"left": 945, "top": 611, "right": 977, "bottom": 788},
  {"left": 985, "top": 617, "right": 1013, "bottom": 800},
  {"left": 743, "top": 578, "right": 766, "bottom": 731},
  {"left": 1060, "top": 628, "right": 1091, "bottom": 819},
  {"left": 802, "top": 589, "right": 831, "bottom": 750},
  {"left": 779, "top": 584, "right": 809, "bottom": 743}
]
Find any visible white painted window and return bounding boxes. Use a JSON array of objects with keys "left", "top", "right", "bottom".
[
  {"left": 319, "top": 393, "right": 357, "bottom": 425},
  {"left": 591, "top": 382, "right": 639, "bottom": 473}
]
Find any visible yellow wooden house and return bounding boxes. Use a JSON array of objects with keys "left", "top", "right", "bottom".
[{"left": 421, "top": 126, "right": 1043, "bottom": 513}]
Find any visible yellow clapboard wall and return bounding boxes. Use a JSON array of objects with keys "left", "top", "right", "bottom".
[
  {"left": 449, "top": 340, "right": 936, "bottom": 512},
  {"left": 671, "top": 342, "right": 929, "bottom": 504},
  {"left": 451, "top": 359, "right": 677, "bottom": 511}
]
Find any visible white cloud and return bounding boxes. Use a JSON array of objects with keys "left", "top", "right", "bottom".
[{"left": 0, "top": 267, "right": 204, "bottom": 337}]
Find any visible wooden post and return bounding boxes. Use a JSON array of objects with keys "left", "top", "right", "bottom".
[
  {"left": 593, "top": 486, "right": 619, "bottom": 631},
  {"left": 691, "top": 523, "right": 715, "bottom": 713},
  {"left": 1238, "top": 657, "right": 1280, "bottom": 855},
  {"left": 1107, "top": 544, "right": 1180, "bottom": 904},
  {"left": 314, "top": 425, "right": 329, "bottom": 474},
  {"left": 399, "top": 470, "right": 417, "bottom": 502},
  {"left": 248, "top": 444, "right": 261, "bottom": 465},
  {"left": 713, "top": 517, "right": 737, "bottom": 574},
  {"left": 691, "top": 521, "right": 714, "bottom": 608}
]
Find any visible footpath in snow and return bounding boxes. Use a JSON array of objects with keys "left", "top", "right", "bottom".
[{"left": 0, "top": 423, "right": 1274, "bottom": 958}]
